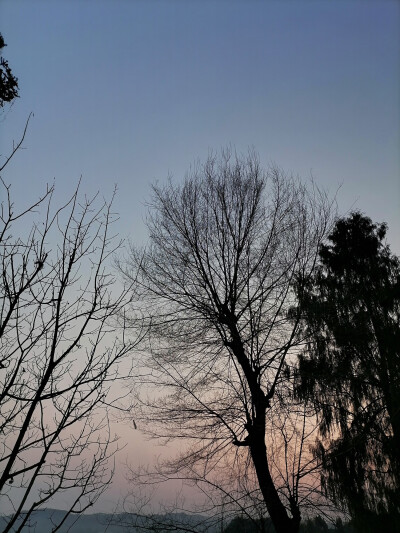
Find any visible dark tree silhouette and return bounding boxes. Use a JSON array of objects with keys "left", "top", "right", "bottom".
[
  {"left": 0, "top": 33, "right": 19, "bottom": 108},
  {"left": 295, "top": 212, "right": 400, "bottom": 532},
  {"left": 0, "top": 173, "right": 135, "bottom": 532},
  {"left": 120, "top": 149, "right": 335, "bottom": 533},
  {"left": 222, "top": 514, "right": 334, "bottom": 533}
]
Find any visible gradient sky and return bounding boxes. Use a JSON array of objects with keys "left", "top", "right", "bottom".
[{"left": 1, "top": 0, "right": 399, "bottom": 513}]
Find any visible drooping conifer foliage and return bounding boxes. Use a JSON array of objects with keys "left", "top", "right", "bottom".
[{"left": 296, "top": 212, "right": 400, "bottom": 532}]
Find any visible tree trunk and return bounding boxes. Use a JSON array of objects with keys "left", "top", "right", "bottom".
[
  {"left": 249, "top": 419, "right": 301, "bottom": 533},
  {"left": 228, "top": 321, "right": 301, "bottom": 533}
]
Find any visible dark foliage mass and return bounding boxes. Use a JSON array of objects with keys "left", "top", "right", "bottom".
[
  {"left": 0, "top": 33, "right": 19, "bottom": 108},
  {"left": 296, "top": 212, "right": 400, "bottom": 532},
  {"left": 223, "top": 514, "right": 354, "bottom": 533}
]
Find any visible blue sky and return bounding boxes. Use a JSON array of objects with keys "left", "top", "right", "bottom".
[
  {"left": 1, "top": 0, "right": 399, "bottom": 512},
  {"left": 1, "top": 0, "right": 399, "bottom": 251}
]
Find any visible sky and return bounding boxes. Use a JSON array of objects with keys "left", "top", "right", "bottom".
[{"left": 1, "top": 0, "right": 400, "bottom": 514}]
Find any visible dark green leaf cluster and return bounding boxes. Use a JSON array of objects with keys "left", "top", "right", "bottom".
[
  {"left": 0, "top": 33, "right": 19, "bottom": 108},
  {"left": 295, "top": 212, "right": 400, "bottom": 532}
]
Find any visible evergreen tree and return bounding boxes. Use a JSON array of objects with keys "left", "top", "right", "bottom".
[
  {"left": 296, "top": 212, "right": 400, "bottom": 532},
  {"left": 0, "top": 33, "right": 19, "bottom": 108}
]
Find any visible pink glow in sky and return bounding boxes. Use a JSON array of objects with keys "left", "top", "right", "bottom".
[{"left": 1, "top": 0, "right": 399, "bottom": 514}]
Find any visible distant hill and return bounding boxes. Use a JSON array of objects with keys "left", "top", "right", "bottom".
[
  {"left": 0, "top": 509, "right": 122, "bottom": 533},
  {"left": 0, "top": 509, "right": 353, "bottom": 532},
  {"left": 0, "top": 508, "right": 216, "bottom": 533}
]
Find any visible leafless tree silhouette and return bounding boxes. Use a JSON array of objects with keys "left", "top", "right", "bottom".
[
  {"left": 119, "top": 149, "right": 336, "bottom": 533},
  {"left": 0, "top": 141, "right": 136, "bottom": 531}
]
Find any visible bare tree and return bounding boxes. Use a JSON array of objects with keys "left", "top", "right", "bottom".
[
  {"left": 120, "top": 376, "right": 335, "bottom": 533},
  {"left": 119, "top": 149, "right": 335, "bottom": 533},
  {"left": 0, "top": 173, "right": 135, "bottom": 532}
]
